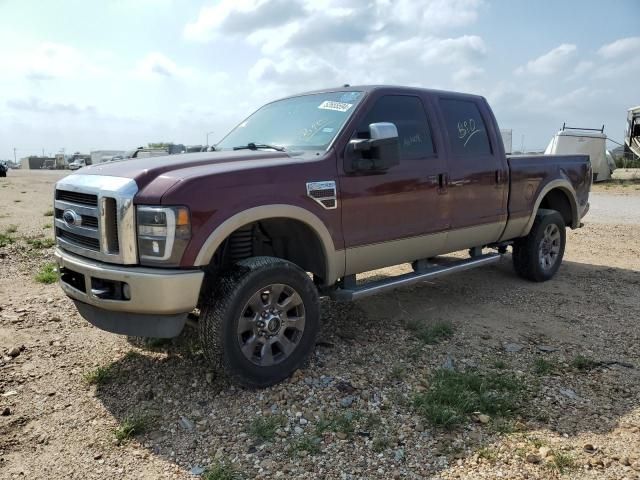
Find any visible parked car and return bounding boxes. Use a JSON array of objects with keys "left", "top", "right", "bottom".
[
  {"left": 53, "top": 85, "right": 591, "bottom": 387},
  {"left": 0, "top": 162, "right": 7, "bottom": 177}
]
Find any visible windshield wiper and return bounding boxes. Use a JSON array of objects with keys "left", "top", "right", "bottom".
[{"left": 233, "top": 142, "right": 286, "bottom": 152}]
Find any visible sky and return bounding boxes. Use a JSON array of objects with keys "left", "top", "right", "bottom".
[{"left": 0, "top": 0, "right": 638, "bottom": 160}]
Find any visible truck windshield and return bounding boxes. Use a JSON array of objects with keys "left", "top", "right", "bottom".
[{"left": 216, "top": 91, "right": 364, "bottom": 152}]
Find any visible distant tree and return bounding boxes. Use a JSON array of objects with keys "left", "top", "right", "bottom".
[{"left": 148, "top": 142, "right": 174, "bottom": 148}]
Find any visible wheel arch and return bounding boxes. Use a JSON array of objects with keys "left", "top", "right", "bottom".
[
  {"left": 193, "top": 205, "right": 344, "bottom": 285},
  {"left": 523, "top": 180, "right": 579, "bottom": 236}
]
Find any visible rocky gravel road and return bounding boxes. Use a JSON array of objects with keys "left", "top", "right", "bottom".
[{"left": 1, "top": 171, "right": 639, "bottom": 479}]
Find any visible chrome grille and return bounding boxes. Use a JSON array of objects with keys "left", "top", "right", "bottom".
[
  {"left": 54, "top": 175, "right": 138, "bottom": 264},
  {"left": 55, "top": 190, "right": 98, "bottom": 206}
]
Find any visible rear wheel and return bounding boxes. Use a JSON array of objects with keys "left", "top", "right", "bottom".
[
  {"left": 512, "top": 209, "right": 566, "bottom": 282},
  {"left": 199, "top": 256, "right": 319, "bottom": 388}
]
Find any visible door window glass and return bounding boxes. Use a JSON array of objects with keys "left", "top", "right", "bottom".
[{"left": 440, "top": 99, "right": 492, "bottom": 156}]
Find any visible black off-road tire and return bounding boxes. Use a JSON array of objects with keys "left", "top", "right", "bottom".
[
  {"left": 199, "top": 256, "right": 320, "bottom": 388},
  {"left": 512, "top": 209, "right": 566, "bottom": 282}
]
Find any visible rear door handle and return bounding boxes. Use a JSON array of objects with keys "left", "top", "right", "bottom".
[{"left": 438, "top": 173, "right": 448, "bottom": 193}]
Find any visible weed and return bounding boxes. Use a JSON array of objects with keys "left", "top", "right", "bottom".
[
  {"left": 546, "top": 451, "right": 576, "bottom": 474},
  {"left": 43, "top": 223, "right": 52, "bottom": 229},
  {"left": 526, "top": 436, "right": 547, "bottom": 449},
  {"left": 406, "top": 320, "right": 455, "bottom": 344},
  {"left": 571, "top": 355, "right": 598, "bottom": 371},
  {"left": 533, "top": 358, "right": 555, "bottom": 375},
  {"left": 388, "top": 363, "right": 406, "bottom": 381},
  {"left": 247, "top": 415, "right": 285, "bottom": 442},
  {"left": 0, "top": 225, "right": 18, "bottom": 247},
  {"left": 477, "top": 446, "right": 498, "bottom": 463},
  {"left": 13, "top": 199, "right": 21, "bottom": 203},
  {"left": 492, "top": 359, "right": 507, "bottom": 370},
  {"left": 314, "top": 411, "right": 360, "bottom": 438},
  {"left": 35, "top": 262, "right": 58, "bottom": 284},
  {"left": 288, "top": 435, "right": 322, "bottom": 457},
  {"left": 413, "top": 369, "right": 524, "bottom": 429},
  {"left": 84, "top": 365, "right": 114, "bottom": 385},
  {"left": 114, "top": 414, "right": 150, "bottom": 442},
  {"left": 372, "top": 434, "right": 392, "bottom": 452},
  {"left": 203, "top": 461, "right": 240, "bottom": 480},
  {"left": 490, "top": 418, "right": 518, "bottom": 435},
  {"left": 44, "top": 209, "right": 54, "bottom": 217},
  {"left": 27, "top": 237, "right": 55, "bottom": 249}
]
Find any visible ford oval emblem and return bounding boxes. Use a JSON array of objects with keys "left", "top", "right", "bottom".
[{"left": 62, "top": 209, "right": 82, "bottom": 227}]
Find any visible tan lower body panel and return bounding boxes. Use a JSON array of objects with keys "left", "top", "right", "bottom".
[{"left": 345, "top": 222, "right": 505, "bottom": 276}]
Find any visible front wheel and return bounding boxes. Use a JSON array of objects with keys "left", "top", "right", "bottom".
[
  {"left": 199, "top": 256, "right": 319, "bottom": 388},
  {"left": 512, "top": 209, "right": 566, "bottom": 282}
]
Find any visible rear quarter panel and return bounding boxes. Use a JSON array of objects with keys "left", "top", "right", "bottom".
[{"left": 502, "top": 154, "right": 590, "bottom": 240}]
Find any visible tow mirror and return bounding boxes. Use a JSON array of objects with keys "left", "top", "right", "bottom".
[{"left": 346, "top": 122, "right": 400, "bottom": 173}]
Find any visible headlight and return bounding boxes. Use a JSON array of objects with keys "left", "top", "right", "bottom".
[{"left": 137, "top": 206, "right": 191, "bottom": 266}]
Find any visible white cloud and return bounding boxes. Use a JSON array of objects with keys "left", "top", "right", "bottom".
[
  {"left": 515, "top": 43, "right": 576, "bottom": 76},
  {"left": 135, "top": 52, "right": 182, "bottom": 78},
  {"left": 6, "top": 97, "right": 97, "bottom": 115},
  {"left": 597, "top": 36, "right": 640, "bottom": 59},
  {"left": 2, "top": 42, "right": 107, "bottom": 81},
  {"left": 184, "top": 0, "right": 306, "bottom": 41}
]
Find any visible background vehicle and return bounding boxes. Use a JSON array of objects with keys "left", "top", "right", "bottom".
[{"left": 53, "top": 86, "right": 591, "bottom": 387}]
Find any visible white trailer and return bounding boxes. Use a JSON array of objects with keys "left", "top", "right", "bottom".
[{"left": 544, "top": 125, "right": 616, "bottom": 182}]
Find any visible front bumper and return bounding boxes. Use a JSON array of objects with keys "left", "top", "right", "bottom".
[{"left": 55, "top": 248, "right": 204, "bottom": 337}]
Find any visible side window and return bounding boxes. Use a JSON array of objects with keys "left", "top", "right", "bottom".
[
  {"left": 439, "top": 99, "right": 492, "bottom": 156},
  {"left": 358, "top": 95, "right": 435, "bottom": 159}
]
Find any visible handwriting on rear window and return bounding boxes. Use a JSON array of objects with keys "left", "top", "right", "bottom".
[{"left": 457, "top": 119, "right": 483, "bottom": 147}]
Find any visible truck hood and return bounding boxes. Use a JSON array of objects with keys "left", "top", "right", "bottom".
[{"left": 78, "top": 150, "right": 295, "bottom": 190}]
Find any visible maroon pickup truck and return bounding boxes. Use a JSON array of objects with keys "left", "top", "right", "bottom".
[{"left": 54, "top": 85, "right": 591, "bottom": 387}]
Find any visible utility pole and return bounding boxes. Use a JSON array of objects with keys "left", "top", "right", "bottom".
[
  {"left": 13, "top": 147, "right": 17, "bottom": 164},
  {"left": 206, "top": 131, "right": 215, "bottom": 147}
]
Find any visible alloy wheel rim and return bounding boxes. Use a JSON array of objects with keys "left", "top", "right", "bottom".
[
  {"left": 237, "top": 283, "right": 306, "bottom": 366},
  {"left": 538, "top": 224, "right": 561, "bottom": 271}
]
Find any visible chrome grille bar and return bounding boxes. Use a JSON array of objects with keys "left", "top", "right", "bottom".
[{"left": 54, "top": 175, "right": 138, "bottom": 265}]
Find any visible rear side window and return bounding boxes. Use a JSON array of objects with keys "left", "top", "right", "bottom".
[
  {"left": 440, "top": 99, "right": 492, "bottom": 156},
  {"left": 358, "top": 95, "right": 435, "bottom": 159}
]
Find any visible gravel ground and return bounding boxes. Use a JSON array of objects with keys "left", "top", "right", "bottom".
[{"left": 1, "top": 170, "right": 640, "bottom": 479}]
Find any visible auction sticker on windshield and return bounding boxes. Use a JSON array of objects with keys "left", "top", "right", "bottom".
[{"left": 318, "top": 101, "right": 353, "bottom": 112}]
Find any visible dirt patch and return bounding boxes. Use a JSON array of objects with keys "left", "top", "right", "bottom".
[{"left": 1, "top": 171, "right": 639, "bottom": 479}]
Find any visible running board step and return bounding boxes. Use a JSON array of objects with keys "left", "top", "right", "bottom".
[{"left": 330, "top": 253, "right": 502, "bottom": 302}]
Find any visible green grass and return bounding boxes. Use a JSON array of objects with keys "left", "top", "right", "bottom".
[
  {"left": 44, "top": 209, "right": 54, "bottom": 217},
  {"left": 43, "top": 223, "right": 52, "bottom": 229},
  {"left": 114, "top": 414, "right": 150, "bottom": 442},
  {"left": 406, "top": 320, "right": 455, "bottom": 344},
  {"left": 247, "top": 415, "right": 285, "bottom": 442},
  {"left": 477, "top": 446, "right": 498, "bottom": 463},
  {"left": 545, "top": 451, "right": 576, "bottom": 474},
  {"left": 315, "top": 411, "right": 360, "bottom": 438},
  {"left": 27, "top": 237, "right": 55, "bottom": 249},
  {"left": 288, "top": 435, "right": 322, "bottom": 457},
  {"left": 413, "top": 369, "right": 524, "bottom": 429},
  {"left": 83, "top": 365, "right": 114, "bottom": 385},
  {"left": 35, "top": 262, "right": 58, "bottom": 284},
  {"left": 203, "top": 461, "right": 240, "bottom": 480},
  {"left": 492, "top": 359, "right": 507, "bottom": 370},
  {"left": 387, "top": 364, "right": 406, "bottom": 381},
  {"left": 533, "top": 358, "right": 555, "bottom": 375},
  {"left": 372, "top": 434, "right": 392, "bottom": 452},
  {"left": 0, "top": 225, "right": 18, "bottom": 247},
  {"left": 571, "top": 355, "right": 598, "bottom": 371}
]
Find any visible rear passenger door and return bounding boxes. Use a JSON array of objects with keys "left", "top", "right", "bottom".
[
  {"left": 340, "top": 93, "right": 449, "bottom": 274},
  {"left": 436, "top": 97, "right": 508, "bottom": 250}
]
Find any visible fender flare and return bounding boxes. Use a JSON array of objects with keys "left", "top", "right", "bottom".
[
  {"left": 193, "top": 204, "right": 344, "bottom": 285},
  {"left": 522, "top": 179, "right": 579, "bottom": 236}
]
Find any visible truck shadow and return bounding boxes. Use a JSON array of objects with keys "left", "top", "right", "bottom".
[{"left": 93, "top": 257, "right": 640, "bottom": 476}]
